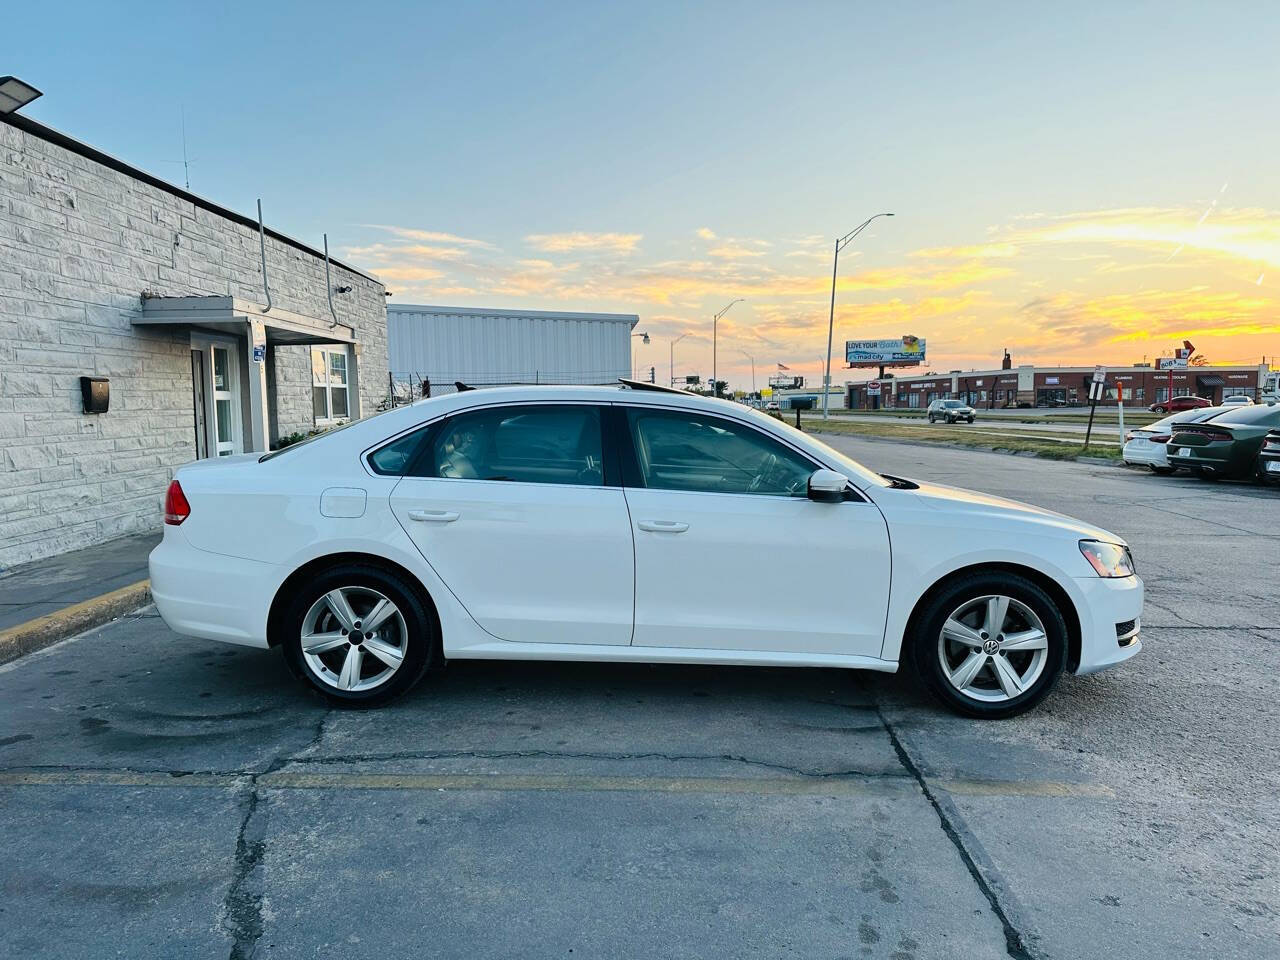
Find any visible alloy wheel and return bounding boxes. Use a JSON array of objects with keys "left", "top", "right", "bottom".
[
  {"left": 300, "top": 586, "right": 408, "bottom": 692},
  {"left": 936, "top": 594, "right": 1049, "bottom": 703}
]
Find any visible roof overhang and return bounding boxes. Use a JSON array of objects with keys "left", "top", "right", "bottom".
[
  {"left": 1196, "top": 374, "right": 1225, "bottom": 387},
  {"left": 136, "top": 296, "right": 355, "bottom": 345}
]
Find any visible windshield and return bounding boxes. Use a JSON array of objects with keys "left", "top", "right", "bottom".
[{"left": 942, "top": 400, "right": 966, "bottom": 408}]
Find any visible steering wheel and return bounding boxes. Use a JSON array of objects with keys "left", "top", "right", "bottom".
[{"left": 747, "top": 453, "right": 779, "bottom": 493}]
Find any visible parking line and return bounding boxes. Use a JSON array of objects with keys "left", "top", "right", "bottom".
[{"left": 0, "top": 769, "right": 1114, "bottom": 798}]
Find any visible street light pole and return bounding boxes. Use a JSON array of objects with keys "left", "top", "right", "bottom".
[
  {"left": 823, "top": 213, "right": 894, "bottom": 420},
  {"left": 741, "top": 351, "right": 756, "bottom": 395},
  {"left": 712, "top": 299, "right": 744, "bottom": 399},
  {"left": 670, "top": 333, "right": 688, "bottom": 387}
]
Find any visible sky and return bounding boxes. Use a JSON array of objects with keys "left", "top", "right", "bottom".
[{"left": 6, "top": 1, "right": 1280, "bottom": 389}]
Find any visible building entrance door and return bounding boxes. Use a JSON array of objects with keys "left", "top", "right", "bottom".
[{"left": 191, "top": 336, "right": 243, "bottom": 458}]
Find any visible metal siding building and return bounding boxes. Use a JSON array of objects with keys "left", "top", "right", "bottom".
[{"left": 388, "top": 305, "right": 638, "bottom": 388}]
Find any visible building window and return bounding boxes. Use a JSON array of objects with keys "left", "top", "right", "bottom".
[
  {"left": 1135, "top": 387, "right": 1144, "bottom": 401},
  {"left": 312, "top": 346, "right": 350, "bottom": 423}
]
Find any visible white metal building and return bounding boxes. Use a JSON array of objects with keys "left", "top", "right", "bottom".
[{"left": 387, "top": 305, "right": 639, "bottom": 392}]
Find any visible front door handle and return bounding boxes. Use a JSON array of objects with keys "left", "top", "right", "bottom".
[
  {"left": 637, "top": 520, "right": 689, "bottom": 533},
  {"left": 408, "top": 509, "right": 459, "bottom": 523}
]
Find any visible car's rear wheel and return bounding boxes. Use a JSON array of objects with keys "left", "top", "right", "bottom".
[
  {"left": 910, "top": 572, "right": 1067, "bottom": 719},
  {"left": 281, "top": 563, "right": 436, "bottom": 706},
  {"left": 1150, "top": 465, "right": 1176, "bottom": 475}
]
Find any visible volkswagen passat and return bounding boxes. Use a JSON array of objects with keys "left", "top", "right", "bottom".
[{"left": 150, "top": 383, "right": 1143, "bottom": 718}]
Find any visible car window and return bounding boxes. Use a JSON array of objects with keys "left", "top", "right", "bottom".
[
  {"left": 415, "top": 404, "right": 604, "bottom": 485},
  {"left": 625, "top": 408, "right": 814, "bottom": 496},
  {"left": 367, "top": 426, "right": 431, "bottom": 475},
  {"left": 1215, "top": 404, "right": 1280, "bottom": 427}
]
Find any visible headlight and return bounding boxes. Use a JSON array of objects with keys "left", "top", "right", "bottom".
[{"left": 1079, "top": 540, "right": 1135, "bottom": 578}]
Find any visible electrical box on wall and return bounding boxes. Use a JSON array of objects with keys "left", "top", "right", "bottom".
[{"left": 80, "top": 376, "right": 109, "bottom": 414}]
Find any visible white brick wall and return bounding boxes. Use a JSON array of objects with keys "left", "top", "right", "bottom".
[{"left": 0, "top": 118, "right": 388, "bottom": 568}]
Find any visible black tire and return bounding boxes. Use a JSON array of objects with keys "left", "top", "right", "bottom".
[
  {"left": 1150, "top": 465, "right": 1176, "bottom": 475},
  {"left": 280, "top": 562, "right": 437, "bottom": 707},
  {"left": 909, "top": 571, "right": 1068, "bottom": 719},
  {"left": 928, "top": 415, "right": 935, "bottom": 423}
]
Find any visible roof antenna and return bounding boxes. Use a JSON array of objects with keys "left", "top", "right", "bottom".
[
  {"left": 160, "top": 106, "right": 194, "bottom": 190},
  {"left": 454, "top": 381, "right": 475, "bottom": 392}
]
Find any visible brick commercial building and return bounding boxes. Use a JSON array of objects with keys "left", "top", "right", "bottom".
[
  {"left": 0, "top": 109, "right": 388, "bottom": 567},
  {"left": 848, "top": 363, "right": 1274, "bottom": 410}
]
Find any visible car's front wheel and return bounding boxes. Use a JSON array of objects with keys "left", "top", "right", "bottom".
[
  {"left": 910, "top": 572, "right": 1068, "bottom": 718},
  {"left": 281, "top": 563, "right": 436, "bottom": 706}
]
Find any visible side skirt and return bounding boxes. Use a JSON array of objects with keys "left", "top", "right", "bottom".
[{"left": 444, "top": 640, "right": 899, "bottom": 673}]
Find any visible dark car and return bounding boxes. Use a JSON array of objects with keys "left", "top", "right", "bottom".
[
  {"left": 927, "top": 399, "right": 976, "bottom": 423},
  {"left": 1258, "top": 430, "right": 1280, "bottom": 484},
  {"left": 1167, "top": 402, "right": 1280, "bottom": 480},
  {"left": 1150, "top": 395, "right": 1212, "bottom": 414}
]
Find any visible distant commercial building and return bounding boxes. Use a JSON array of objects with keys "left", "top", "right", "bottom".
[
  {"left": 387, "top": 304, "right": 640, "bottom": 393},
  {"left": 0, "top": 106, "right": 387, "bottom": 566},
  {"left": 847, "top": 363, "right": 1274, "bottom": 410}
]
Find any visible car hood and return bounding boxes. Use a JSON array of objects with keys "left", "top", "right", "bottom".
[{"left": 901, "top": 479, "right": 1123, "bottom": 544}]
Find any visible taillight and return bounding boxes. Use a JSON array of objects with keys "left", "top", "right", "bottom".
[
  {"left": 164, "top": 480, "right": 190, "bottom": 525},
  {"left": 1264, "top": 436, "right": 1280, "bottom": 452},
  {"left": 1149, "top": 433, "right": 1171, "bottom": 444},
  {"left": 1124, "top": 431, "right": 1135, "bottom": 442}
]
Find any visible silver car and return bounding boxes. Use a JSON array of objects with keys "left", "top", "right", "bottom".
[{"left": 927, "top": 399, "right": 976, "bottom": 423}]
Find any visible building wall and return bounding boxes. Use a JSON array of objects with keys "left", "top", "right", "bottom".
[
  {"left": 388, "top": 305, "right": 637, "bottom": 387},
  {"left": 0, "top": 117, "right": 386, "bottom": 567}
]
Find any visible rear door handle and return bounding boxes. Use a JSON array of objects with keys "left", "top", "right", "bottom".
[
  {"left": 637, "top": 520, "right": 689, "bottom": 533},
  {"left": 408, "top": 509, "right": 459, "bottom": 523}
]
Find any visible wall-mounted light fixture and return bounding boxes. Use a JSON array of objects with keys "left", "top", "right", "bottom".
[{"left": 0, "top": 76, "right": 42, "bottom": 115}]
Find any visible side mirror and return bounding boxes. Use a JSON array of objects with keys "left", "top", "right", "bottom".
[{"left": 807, "top": 468, "right": 850, "bottom": 503}]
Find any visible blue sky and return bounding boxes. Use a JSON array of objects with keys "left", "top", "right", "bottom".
[{"left": 7, "top": 1, "right": 1280, "bottom": 385}]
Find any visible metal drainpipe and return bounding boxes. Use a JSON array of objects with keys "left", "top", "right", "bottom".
[
  {"left": 324, "top": 234, "right": 340, "bottom": 327},
  {"left": 257, "top": 200, "right": 272, "bottom": 313}
]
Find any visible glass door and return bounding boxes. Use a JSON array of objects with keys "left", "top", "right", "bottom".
[{"left": 211, "top": 345, "right": 241, "bottom": 456}]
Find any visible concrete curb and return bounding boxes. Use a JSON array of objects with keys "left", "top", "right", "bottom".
[{"left": 0, "top": 579, "right": 151, "bottom": 666}]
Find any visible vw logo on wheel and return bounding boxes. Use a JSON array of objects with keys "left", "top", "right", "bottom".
[{"left": 982, "top": 638, "right": 1001, "bottom": 654}]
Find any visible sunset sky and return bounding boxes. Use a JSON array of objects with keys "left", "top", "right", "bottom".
[{"left": 9, "top": 1, "right": 1279, "bottom": 388}]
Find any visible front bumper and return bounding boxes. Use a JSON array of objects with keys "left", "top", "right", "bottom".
[
  {"left": 149, "top": 527, "right": 278, "bottom": 648},
  {"left": 1072, "top": 574, "right": 1144, "bottom": 675}
]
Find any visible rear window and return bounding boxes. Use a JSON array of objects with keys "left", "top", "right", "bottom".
[{"left": 1215, "top": 404, "right": 1280, "bottom": 427}]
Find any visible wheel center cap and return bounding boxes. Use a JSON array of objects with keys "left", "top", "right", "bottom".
[
  {"left": 349, "top": 631, "right": 363, "bottom": 645},
  {"left": 982, "top": 638, "right": 1001, "bottom": 655}
]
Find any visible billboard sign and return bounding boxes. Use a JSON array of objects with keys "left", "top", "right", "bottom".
[{"left": 845, "top": 336, "right": 926, "bottom": 368}]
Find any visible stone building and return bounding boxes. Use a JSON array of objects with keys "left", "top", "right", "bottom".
[{"left": 0, "top": 110, "right": 387, "bottom": 567}]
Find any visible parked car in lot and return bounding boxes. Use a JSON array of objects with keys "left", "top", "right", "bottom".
[
  {"left": 1167, "top": 402, "right": 1280, "bottom": 480},
  {"left": 1123, "top": 406, "right": 1231, "bottom": 474},
  {"left": 1257, "top": 430, "right": 1280, "bottom": 483},
  {"left": 765, "top": 400, "right": 780, "bottom": 411},
  {"left": 150, "top": 382, "right": 1142, "bottom": 719},
  {"left": 1219, "top": 395, "right": 1254, "bottom": 406},
  {"left": 1150, "top": 395, "right": 1212, "bottom": 414},
  {"left": 927, "top": 399, "right": 977, "bottom": 423}
]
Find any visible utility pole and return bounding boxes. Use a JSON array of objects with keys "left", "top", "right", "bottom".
[
  {"left": 741, "top": 351, "right": 756, "bottom": 396},
  {"left": 824, "top": 213, "right": 894, "bottom": 420},
  {"left": 712, "top": 299, "right": 744, "bottom": 399},
  {"left": 670, "top": 333, "right": 688, "bottom": 387}
]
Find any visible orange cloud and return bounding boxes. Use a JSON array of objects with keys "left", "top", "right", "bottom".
[{"left": 524, "top": 232, "right": 642, "bottom": 253}]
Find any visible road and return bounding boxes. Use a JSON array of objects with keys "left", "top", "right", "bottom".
[{"left": 2, "top": 440, "right": 1277, "bottom": 959}]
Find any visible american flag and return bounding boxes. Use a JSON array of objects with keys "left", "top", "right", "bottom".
[{"left": 777, "top": 363, "right": 790, "bottom": 371}]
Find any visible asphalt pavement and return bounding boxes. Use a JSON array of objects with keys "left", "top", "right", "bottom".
[{"left": 1, "top": 441, "right": 1276, "bottom": 959}]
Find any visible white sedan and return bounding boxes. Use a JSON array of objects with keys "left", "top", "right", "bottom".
[
  {"left": 150, "top": 383, "right": 1142, "bottom": 718},
  {"left": 1123, "top": 406, "right": 1227, "bottom": 474}
]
